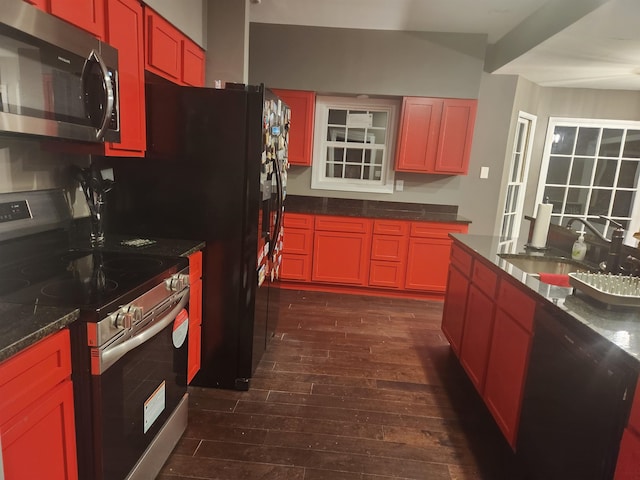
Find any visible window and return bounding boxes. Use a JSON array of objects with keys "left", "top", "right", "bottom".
[
  {"left": 536, "top": 118, "right": 640, "bottom": 244},
  {"left": 311, "top": 96, "right": 399, "bottom": 194},
  {"left": 499, "top": 112, "right": 537, "bottom": 253}
]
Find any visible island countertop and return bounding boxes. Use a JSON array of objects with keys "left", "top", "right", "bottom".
[{"left": 452, "top": 233, "right": 640, "bottom": 369}]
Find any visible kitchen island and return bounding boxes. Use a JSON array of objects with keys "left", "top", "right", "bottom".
[{"left": 445, "top": 233, "right": 640, "bottom": 480}]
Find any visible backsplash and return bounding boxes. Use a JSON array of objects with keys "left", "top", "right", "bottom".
[{"left": 0, "top": 137, "right": 91, "bottom": 217}]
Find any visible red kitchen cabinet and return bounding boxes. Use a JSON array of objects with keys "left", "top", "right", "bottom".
[
  {"left": 270, "top": 89, "right": 316, "bottom": 166},
  {"left": 144, "top": 7, "right": 205, "bottom": 86},
  {"left": 0, "top": 329, "right": 77, "bottom": 480},
  {"left": 104, "top": 0, "right": 146, "bottom": 156},
  {"left": 312, "top": 216, "right": 372, "bottom": 285},
  {"left": 50, "top": 0, "right": 105, "bottom": 38},
  {"left": 615, "top": 376, "right": 640, "bottom": 479},
  {"left": 187, "top": 251, "right": 203, "bottom": 384},
  {"left": 483, "top": 282, "right": 535, "bottom": 449},
  {"left": 404, "top": 222, "right": 468, "bottom": 293},
  {"left": 281, "top": 213, "right": 314, "bottom": 282},
  {"left": 459, "top": 284, "right": 496, "bottom": 393},
  {"left": 182, "top": 40, "right": 206, "bottom": 87},
  {"left": 23, "top": 0, "right": 47, "bottom": 10},
  {"left": 395, "top": 97, "right": 477, "bottom": 175},
  {"left": 441, "top": 264, "right": 470, "bottom": 354},
  {"left": 368, "top": 220, "right": 409, "bottom": 289}
]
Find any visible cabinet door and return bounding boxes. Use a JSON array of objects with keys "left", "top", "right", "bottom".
[
  {"left": 182, "top": 40, "right": 205, "bottom": 86},
  {"left": 312, "top": 231, "right": 370, "bottom": 285},
  {"left": 370, "top": 235, "right": 408, "bottom": 262},
  {"left": 104, "top": 0, "right": 146, "bottom": 156},
  {"left": 615, "top": 429, "right": 640, "bottom": 480},
  {"left": 187, "top": 278, "right": 202, "bottom": 384},
  {"left": 459, "top": 285, "right": 495, "bottom": 393},
  {"left": 369, "top": 260, "right": 405, "bottom": 289},
  {"left": 434, "top": 99, "right": 477, "bottom": 174},
  {"left": 145, "top": 8, "right": 181, "bottom": 82},
  {"left": 281, "top": 253, "right": 312, "bottom": 282},
  {"left": 50, "top": 0, "right": 105, "bottom": 38},
  {"left": 404, "top": 237, "right": 452, "bottom": 292},
  {"left": 484, "top": 309, "right": 532, "bottom": 449},
  {"left": 441, "top": 264, "right": 469, "bottom": 355},
  {"left": 2, "top": 380, "right": 78, "bottom": 480},
  {"left": 395, "top": 97, "right": 443, "bottom": 172},
  {"left": 271, "top": 89, "right": 315, "bottom": 166}
]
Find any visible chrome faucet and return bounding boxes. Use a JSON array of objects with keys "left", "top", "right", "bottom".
[{"left": 565, "top": 216, "right": 625, "bottom": 274}]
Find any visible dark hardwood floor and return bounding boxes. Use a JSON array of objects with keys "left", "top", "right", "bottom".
[{"left": 158, "top": 289, "right": 526, "bottom": 480}]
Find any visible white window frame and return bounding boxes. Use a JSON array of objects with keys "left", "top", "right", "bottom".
[
  {"left": 311, "top": 96, "right": 398, "bottom": 194},
  {"left": 535, "top": 117, "right": 640, "bottom": 245},
  {"left": 499, "top": 111, "right": 537, "bottom": 253}
]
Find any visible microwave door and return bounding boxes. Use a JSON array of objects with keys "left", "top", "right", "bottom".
[{"left": 81, "top": 50, "right": 115, "bottom": 140}]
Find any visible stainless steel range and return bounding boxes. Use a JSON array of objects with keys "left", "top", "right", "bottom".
[{"left": 0, "top": 189, "right": 191, "bottom": 480}]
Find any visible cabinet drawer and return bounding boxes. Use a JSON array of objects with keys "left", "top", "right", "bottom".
[
  {"left": 497, "top": 280, "right": 536, "bottom": 332},
  {"left": 315, "top": 215, "right": 371, "bottom": 234},
  {"left": 369, "top": 261, "right": 404, "bottom": 289},
  {"left": 281, "top": 253, "right": 311, "bottom": 282},
  {"left": 371, "top": 235, "right": 408, "bottom": 262},
  {"left": 373, "top": 219, "right": 410, "bottom": 236},
  {"left": 283, "top": 228, "right": 313, "bottom": 255},
  {"left": 450, "top": 242, "right": 472, "bottom": 277},
  {"left": 0, "top": 329, "right": 72, "bottom": 425},
  {"left": 189, "top": 250, "right": 203, "bottom": 283},
  {"left": 472, "top": 260, "right": 498, "bottom": 297},
  {"left": 284, "top": 213, "right": 314, "bottom": 230},
  {"left": 410, "top": 221, "right": 468, "bottom": 238}
]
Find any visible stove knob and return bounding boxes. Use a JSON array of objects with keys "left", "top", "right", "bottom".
[
  {"left": 112, "top": 305, "right": 143, "bottom": 329},
  {"left": 165, "top": 273, "right": 189, "bottom": 292}
]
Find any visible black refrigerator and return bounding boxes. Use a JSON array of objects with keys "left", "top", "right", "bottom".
[{"left": 102, "top": 79, "right": 290, "bottom": 390}]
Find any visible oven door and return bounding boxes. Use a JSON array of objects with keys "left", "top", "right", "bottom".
[{"left": 90, "top": 290, "right": 190, "bottom": 480}]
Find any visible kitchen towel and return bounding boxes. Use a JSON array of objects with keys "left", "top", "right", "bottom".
[
  {"left": 531, "top": 203, "right": 553, "bottom": 248},
  {"left": 538, "top": 273, "right": 571, "bottom": 287}
]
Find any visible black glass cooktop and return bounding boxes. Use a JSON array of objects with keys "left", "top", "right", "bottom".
[{"left": 0, "top": 250, "right": 187, "bottom": 312}]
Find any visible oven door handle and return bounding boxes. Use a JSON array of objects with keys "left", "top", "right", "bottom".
[{"left": 95, "top": 288, "right": 190, "bottom": 374}]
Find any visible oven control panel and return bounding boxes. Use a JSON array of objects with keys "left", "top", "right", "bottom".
[{"left": 0, "top": 200, "right": 31, "bottom": 223}]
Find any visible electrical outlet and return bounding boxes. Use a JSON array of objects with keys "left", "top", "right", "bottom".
[{"left": 395, "top": 179, "right": 404, "bottom": 191}]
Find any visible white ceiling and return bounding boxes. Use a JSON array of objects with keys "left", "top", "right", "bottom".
[{"left": 249, "top": 0, "right": 640, "bottom": 91}]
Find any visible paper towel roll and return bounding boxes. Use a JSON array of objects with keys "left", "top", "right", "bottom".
[{"left": 531, "top": 203, "right": 553, "bottom": 248}]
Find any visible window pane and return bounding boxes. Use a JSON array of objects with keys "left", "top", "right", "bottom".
[
  {"left": 546, "top": 156, "right": 571, "bottom": 184},
  {"left": 346, "top": 148, "right": 362, "bottom": 163},
  {"left": 510, "top": 185, "right": 520, "bottom": 212},
  {"left": 328, "top": 109, "right": 347, "bottom": 125},
  {"left": 516, "top": 122, "right": 526, "bottom": 153},
  {"left": 566, "top": 187, "right": 588, "bottom": 215},
  {"left": 588, "top": 189, "right": 612, "bottom": 216},
  {"left": 618, "top": 160, "right": 640, "bottom": 188},
  {"left": 373, "top": 166, "right": 382, "bottom": 180},
  {"left": 599, "top": 129, "right": 623, "bottom": 157},
  {"left": 344, "top": 164, "right": 362, "bottom": 179},
  {"left": 363, "top": 166, "right": 371, "bottom": 179},
  {"left": 570, "top": 157, "right": 594, "bottom": 185},
  {"left": 511, "top": 153, "right": 521, "bottom": 182},
  {"left": 575, "top": 127, "right": 599, "bottom": 156},
  {"left": 327, "top": 147, "right": 344, "bottom": 163},
  {"left": 612, "top": 191, "right": 634, "bottom": 217},
  {"left": 623, "top": 130, "right": 640, "bottom": 158},
  {"left": 370, "top": 129, "right": 386, "bottom": 144},
  {"left": 347, "top": 128, "right": 367, "bottom": 143},
  {"left": 504, "top": 186, "right": 514, "bottom": 214},
  {"left": 543, "top": 186, "right": 566, "bottom": 213},
  {"left": 326, "top": 163, "right": 343, "bottom": 178},
  {"left": 371, "top": 111, "right": 388, "bottom": 128},
  {"left": 551, "top": 126, "right": 576, "bottom": 154},
  {"left": 328, "top": 127, "right": 346, "bottom": 141},
  {"left": 372, "top": 150, "right": 383, "bottom": 165},
  {"left": 594, "top": 159, "right": 617, "bottom": 187}
]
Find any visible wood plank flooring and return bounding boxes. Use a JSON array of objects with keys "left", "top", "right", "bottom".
[{"left": 158, "top": 289, "right": 527, "bottom": 480}]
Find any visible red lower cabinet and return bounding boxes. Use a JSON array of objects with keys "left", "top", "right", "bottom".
[
  {"left": 405, "top": 236, "right": 452, "bottom": 292},
  {"left": 0, "top": 329, "right": 77, "bottom": 480},
  {"left": 615, "top": 376, "right": 640, "bottom": 479},
  {"left": 459, "top": 284, "right": 496, "bottom": 392},
  {"left": 441, "top": 264, "right": 469, "bottom": 354},
  {"left": 187, "top": 251, "right": 203, "bottom": 384}
]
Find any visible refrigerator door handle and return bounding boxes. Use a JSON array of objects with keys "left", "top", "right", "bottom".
[{"left": 270, "top": 155, "right": 284, "bottom": 259}]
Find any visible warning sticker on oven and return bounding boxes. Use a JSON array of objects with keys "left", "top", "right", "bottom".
[
  {"left": 172, "top": 309, "right": 189, "bottom": 348},
  {"left": 144, "top": 381, "right": 166, "bottom": 433}
]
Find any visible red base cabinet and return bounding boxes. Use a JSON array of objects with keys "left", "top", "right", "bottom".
[
  {"left": 187, "top": 251, "right": 203, "bottom": 384},
  {"left": 369, "top": 220, "right": 409, "bottom": 289},
  {"left": 441, "top": 265, "right": 469, "bottom": 354},
  {"left": 615, "top": 376, "right": 640, "bottom": 479},
  {"left": 281, "top": 213, "right": 314, "bottom": 282},
  {"left": 312, "top": 216, "right": 372, "bottom": 286},
  {"left": 0, "top": 329, "right": 77, "bottom": 480}
]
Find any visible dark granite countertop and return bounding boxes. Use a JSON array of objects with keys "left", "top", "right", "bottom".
[
  {"left": 452, "top": 234, "right": 640, "bottom": 369},
  {"left": 0, "top": 303, "right": 79, "bottom": 363},
  {"left": 286, "top": 195, "right": 471, "bottom": 224},
  {"left": 71, "top": 234, "right": 205, "bottom": 258}
]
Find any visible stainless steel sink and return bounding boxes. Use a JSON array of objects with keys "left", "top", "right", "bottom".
[{"left": 499, "top": 254, "right": 594, "bottom": 275}]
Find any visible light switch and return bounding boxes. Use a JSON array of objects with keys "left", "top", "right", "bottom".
[
  {"left": 480, "top": 166, "right": 489, "bottom": 179},
  {"left": 395, "top": 179, "right": 404, "bottom": 191}
]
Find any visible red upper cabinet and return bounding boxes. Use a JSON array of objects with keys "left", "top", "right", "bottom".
[
  {"left": 24, "top": 0, "right": 47, "bottom": 11},
  {"left": 50, "top": 0, "right": 105, "bottom": 38},
  {"left": 104, "top": 0, "right": 146, "bottom": 156},
  {"left": 144, "top": 7, "right": 206, "bottom": 86},
  {"left": 271, "top": 89, "right": 316, "bottom": 166},
  {"left": 435, "top": 99, "right": 477, "bottom": 174},
  {"left": 182, "top": 40, "right": 205, "bottom": 87},
  {"left": 395, "top": 97, "right": 477, "bottom": 175}
]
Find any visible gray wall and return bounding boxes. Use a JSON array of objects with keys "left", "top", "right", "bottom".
[
  {"left": 205, "top": 0, "right": 249, "bottom": 85},
  {"left": 249, "top": 23, "right": 486, "bottom": 98}
]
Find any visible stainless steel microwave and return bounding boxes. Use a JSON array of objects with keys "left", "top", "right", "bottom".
[{"left": 0, "top": 1, "right": 120, "bottom": 143}]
